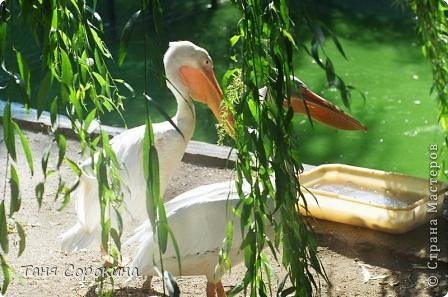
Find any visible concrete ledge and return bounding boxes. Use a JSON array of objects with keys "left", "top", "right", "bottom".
[{"left": 0, "top": 100, "right": 237, "bottom": 168}]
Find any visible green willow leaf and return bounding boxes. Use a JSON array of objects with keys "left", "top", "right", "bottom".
[
  {"left": 13, "top": 122, "right": 33, "bottom": 175},
  {"left": 41, "top": 144, "right": 51, "bottom": 178},
  {"left": 0, "top": 201, "right": 9, "bottom": 253},
  {"left": 60, "top": 49, "right": 73, "bottom": 85},
  {"left": 57, "top": 179, "right": 79, "bottom": 211},
  {"left": 84, "top": 108, "right": 97, "bottom": 132},
  {"left": 56, "top": 133, "right": 66, "bottom": 169},
  {"left": 114, "top": 79, "right": 135, "bottom": 97},
  {"left": 58, "top": 31, "right": 72, "bottom": 49},
  {"left": 50, "top": 7, "right": 58, "bottom": 29},
  {"left": 92, "top": 72, "right": 108, "bottom": 88},
  {"left": 310, "top": 38, "right": 324, "bottom": 68},
  {"left": 101, "top": 218, "right": 111, "bottom": 253},
  {"left": 325, "top": 59, "right": 336, "bottom": 85},
  {"left": 80, "top": 51, "right": 89, "bottom": 82},
  {"left": 157, "top": 204, "right": 168, "bottom": 253},
  {"left": 36, "top": 73, "right": 52, "bottom": 118},
  {"left": 281, "top": 29, "right": 296, "bottom": 47},
  {"left": 0, "top": 23, "right": 6, "bottom": 61},
  {"left": 113, "top": 208, "right": 124, "bottom": 237},
  {"left": 93, "top": 49, "right": 106, "bottom": 78},
  {"left": 110, "top": 228, "right": 121, "bottom": 251},
  {"left": 148, "top": 144, "right": 160, "bottom": 200},
  {"left": 9, "top": 164, "right": 20, "bottom": 216},
  {"left": 100, "top": 130, "right": 119, "bottom": 166},
  {"left": 15, "top": 50, "right": 31, "bottom": 98},
  {"left": 150, "top": 0, "right": 163, "bottom": 35},
  {"left": 14, "top": 52, "right": 31, "bottom": 109},
  {"left": 230, "top": 34, "right": 241, "bottom": 46},
  {"left": 143, "top": 119, "right": 159, "bottom": 227},
  {"left": 334, "top": 77, "right": 350, "bottom": 108},
  {"left": 118, "top": 10, "right": 142, "bottom": 66},
  {"left": 146, "top": 95, "right": 184, "bottom": 138},
  {"left": 15, "top": 222, "right": 26, "bottom": 257},
  {"left": 0, "top": 253, "right": 10, "bottom": 294},
  {"left": 2, "top": 102, "right": 16, "bottom": 161},
  {"left": 278, "top": 286, "right": 295, "bottom": 297},
  {"left": 89, "top": 27, "right": 111, "bottom": 58},
  {"left": 49, "top": 96, "right": 58, "bottom": 126},
  {"left": 69, "top": 88, "right": 83, "bottom": 119},
  {"left": 225, "top": 220, "right": 234, "bottom": 253},
  {"left": 69, "top": 0, "right": 81, "bottom": 16},
  {"left": 167, "top": 227, "right": 182, "bottom": 274},
  {"left": 326, "top": 28, "right": 347, "bottom": 59},
  {"left": 54, "top": 176, "right": 64, "bottom": 201},
  {"left": 64, "top": 158, "right": 81, "bottom": 176},
  {"left": 57, "top": 189, "right": 69, "bottom": 211}
]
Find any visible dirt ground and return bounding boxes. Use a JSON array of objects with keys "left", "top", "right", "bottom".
[{"left": 0, "top": 128, "right": 447, "bottom": 297}]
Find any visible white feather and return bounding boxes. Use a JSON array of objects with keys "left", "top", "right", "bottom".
[
  {"left": 60, "top": 41, "right": 215, "bottom": 252},
  {"left": 127, "top": 181, "right": 259, "bottom": 284}
]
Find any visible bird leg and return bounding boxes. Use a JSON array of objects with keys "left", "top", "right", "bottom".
[
  {"left": 216, "top": 281, "right": 227, "bottom": 297},
  {"left": 142, "top": 276, "right": 153, "bottom": 290},
  {"left": 206, "top": 282, "right": 217, "bottom": 297}
]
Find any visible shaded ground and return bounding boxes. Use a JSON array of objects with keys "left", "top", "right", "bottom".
[{"left": 0, "top": 128, "right": 447, "bottom": 296}]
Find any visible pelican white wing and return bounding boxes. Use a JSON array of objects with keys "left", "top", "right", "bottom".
[
  {"left": 127, "top": 180, "right": 250, "bottom": 283},
  {"left": 60, "top": 41, "right": 227, "bottom": 252}
]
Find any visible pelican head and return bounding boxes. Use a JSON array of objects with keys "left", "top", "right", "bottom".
[{"left": 164, "top": 41, "right": 233, "bottom": 132}]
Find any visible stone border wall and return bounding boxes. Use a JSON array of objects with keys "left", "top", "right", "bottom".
[{"left": 0, "top": 100, "right": 236, "bottom": 168}]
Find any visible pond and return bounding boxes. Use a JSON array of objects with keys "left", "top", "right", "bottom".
[{"left": 2, "top": 0, "right": 442, "bottom": 179}]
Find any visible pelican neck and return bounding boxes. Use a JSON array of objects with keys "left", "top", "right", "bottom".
[{"left": 172, "top": 91, "right": 196, "bottom": 141}]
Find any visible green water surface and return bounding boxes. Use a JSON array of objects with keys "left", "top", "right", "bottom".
[
  {"left": 4, "top": 0, "right": 443, "bottom": 178},
  {"left": 291, "top": 2, "right": 443, "bottom": 178},
  {"left": 107, "top": 1, "right": 441, "bottom": 178}
]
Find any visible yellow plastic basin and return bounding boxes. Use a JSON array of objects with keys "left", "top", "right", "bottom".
[{"left": 299, "top": 164, "right": 446, "bottom": 234}]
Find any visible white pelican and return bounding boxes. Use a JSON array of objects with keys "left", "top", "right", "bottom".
[
  {"left": 60, "top": 40, "right": 366, "bottom": 253},
  {"left": 124, "top": 81, "right": 367, "bottom": 296},
  {"left": 60, "top": 41, "right": 228, "bottom": 252},
  {"left": 125, "top": 180, "right": 250, "bottom": 297}
]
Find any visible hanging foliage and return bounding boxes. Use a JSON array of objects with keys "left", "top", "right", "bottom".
[
  {"left": 224, "top": 0, "right": 329, "bottom": 295},
  {"left": 410, "top": 0, "right": 448, "bottom": 180},
  {"left": 0, "top": 0, "right": 132, "bottom": 293}
]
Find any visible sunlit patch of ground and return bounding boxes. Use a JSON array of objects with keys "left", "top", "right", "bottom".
[{"left": 0, "top": 128, "right": 446, "bottom": 296}]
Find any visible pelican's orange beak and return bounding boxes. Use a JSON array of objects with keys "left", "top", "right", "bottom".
[
  {"left": 179, "top": 65, "right": 235, "bottom": 137},
  {"left": 286, "top": 84, "right": 367, "bottom": 131}
]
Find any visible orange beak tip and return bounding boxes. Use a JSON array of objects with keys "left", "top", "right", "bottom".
[{"left": 288, "top": 90, "right": 368, "bottom": 132}]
